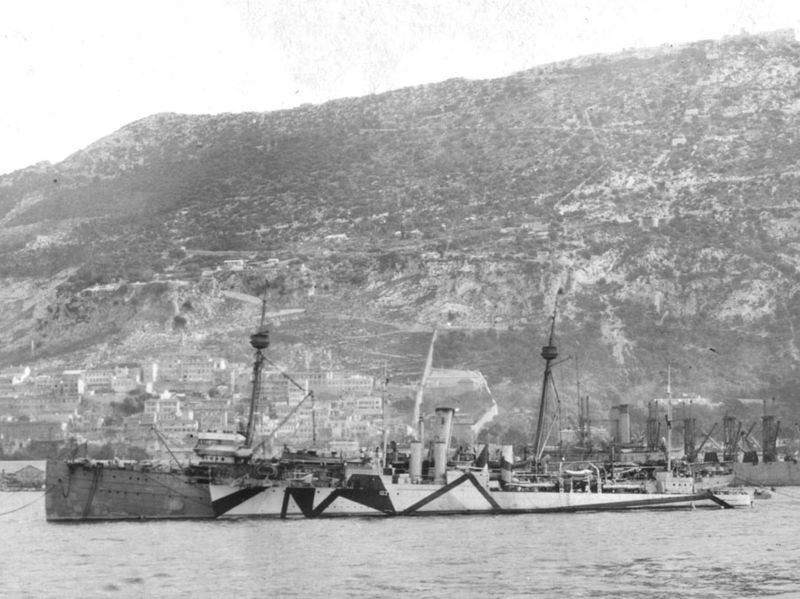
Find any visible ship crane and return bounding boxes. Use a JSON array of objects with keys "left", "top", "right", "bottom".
[
  {"left": 693, "top": 423, "right": 718, "bottom": 460},
  {"left": 742, "top": 421, "right": 761, "bottom": 453},
  {"left": 412, "top": 329, "right": 438, "bottom": 440}
]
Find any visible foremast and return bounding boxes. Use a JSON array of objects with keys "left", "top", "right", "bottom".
[{"left": 246, "top": 327, "right": 269, "bottom": 448}]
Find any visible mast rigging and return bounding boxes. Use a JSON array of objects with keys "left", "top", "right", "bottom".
[{"left": 532, "top": 292, "right": 562, "bottom": 466}]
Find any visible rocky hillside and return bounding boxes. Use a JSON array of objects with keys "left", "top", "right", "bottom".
[{"left": 0, "top": 30, "right": 799, "bottom": 422}]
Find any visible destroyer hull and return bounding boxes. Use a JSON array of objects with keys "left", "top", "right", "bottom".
[
  {"left": 45, "top": 459, "right": 215, "bottom": 521},
  {"left": 211, "top": 472, "right": 752, "bottom": 519},
  {"left": 733, "top": 462, "right": 800, "bottom": 486}
]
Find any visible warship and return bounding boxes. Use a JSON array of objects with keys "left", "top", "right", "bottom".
[
  {"left": 210, "top": 299, "right": 753, "bottom": 518},
  {"left": 211, "top": 429, "right": 752, "bottom": 519}
]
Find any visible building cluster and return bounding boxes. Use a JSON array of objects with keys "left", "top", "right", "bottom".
[
  {"left": 0, "top": 355, "right": 387, "bottom": 459},
  {"left": 0, "top": 460, "right": 45, "bottom": 490},
  {"left": 260, "top": 370, "right": 384, "bottom": 453}
]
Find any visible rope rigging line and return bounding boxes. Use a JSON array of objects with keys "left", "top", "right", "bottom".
[
  {"left": 150, "top": 425, "right": 183, "bottom": 469},
  {"left": 537, "top": 370, "right": 563, "bottom": 460},
  {"left": 0, "top": 489, "right": 47, "bottom": 517},
  {"left": 263, "top": 356, "right": 313, "bottom": 394}
]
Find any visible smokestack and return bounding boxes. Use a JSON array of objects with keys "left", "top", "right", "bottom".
[
  {"left": 432, "top": 408, "right": 455, "bottom": 485},
  {"left": 433, "top": 407, "right": 455, "bottom": 449},
  {"left": 433, "top": 441, "right": 447, "bottom": 484},
  {"left": 501, "top": 445, "right": 514, "bottom": 485},
  {"left": 609, "top": 405, "right": 620, "bottom": 443},
  {"left": 619, "top": 404, "right": 630, "bottom": 445},
  {"left": 409, "top": 441, "right": 422, "bottom": 483}
]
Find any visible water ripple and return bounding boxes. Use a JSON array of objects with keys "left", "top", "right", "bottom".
[{"left": 4, "top": 491, "right": 800, "bottom": 598}]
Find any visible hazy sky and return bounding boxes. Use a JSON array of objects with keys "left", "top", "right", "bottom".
[{"left": 2, "top": 0, "right": 799, "bottom": 175}]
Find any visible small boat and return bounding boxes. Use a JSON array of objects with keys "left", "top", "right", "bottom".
[{"left": 753, "top": 487, "right": 773, "bottom": 499}]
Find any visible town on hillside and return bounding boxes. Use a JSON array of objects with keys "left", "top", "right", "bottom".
[
  {"left": 0, "top": 355, "right": 397, "bottom": 463},
  {"left": 0, "top": 353, "right": 499, "bottom": 465}
]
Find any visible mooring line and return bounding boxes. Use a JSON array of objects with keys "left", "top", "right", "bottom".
[{"left": 0, "top": 491, "right": 45, "bottom": 517}]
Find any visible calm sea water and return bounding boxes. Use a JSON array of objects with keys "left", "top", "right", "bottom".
[{"left": 1, "top": 489, "right": 799, "bottom": 599}]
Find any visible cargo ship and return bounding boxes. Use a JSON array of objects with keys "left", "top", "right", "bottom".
[
  {"left": 733, "top": 399, "right": 800, "bottom": 487},
  {"left": 734, "top": 460, "right": 800, "bottom": 487}
]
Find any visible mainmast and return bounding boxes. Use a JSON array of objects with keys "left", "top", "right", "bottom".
[
  {"left": 381, "top": 361, "right": 389, "bottom": 469},
  {"left": 683, "top": 400, "right": 696, "bottom": 463},
  {"left": 245, "top": 284, "right": 270, "bottom": 448},
  {"left": 664, "top": 364, "right": 673, "bottom": 471},
  {"left": 575, "top": 354, "right": 591, "bottom": 453},
  {"left": 762, "top": 398, "right": 780, "bottom": 463},
  {"left": 532, "top": 294, "right": 560, "bottom": 465}
]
